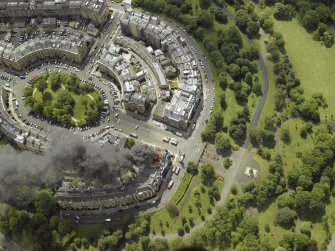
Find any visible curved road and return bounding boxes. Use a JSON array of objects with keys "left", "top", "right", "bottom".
[{"left": 216, "top": 4, "right": 269, "bottom": 146}]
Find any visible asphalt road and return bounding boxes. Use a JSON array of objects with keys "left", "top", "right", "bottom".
[
  {"left": 217, "top": 4, "right": 269, "bottom": 146},
  {"left": 327, "top": 231, "right": 335, "bottom": 251}
]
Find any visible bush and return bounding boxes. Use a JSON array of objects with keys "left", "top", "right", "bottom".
[
  {"left": 178, "top": 227, "right": 185, "bottom": 236},
  {"left": 281, "top": 128, "right": 291, "bottom": 144},
  {"left": 223, "top": 158, "right": 233, "bottom": 169},
  {"left": 186, "top": 161, "right": 198, "bottom": 175},
  {"left": 276, "top": 207, "right": 297, "bottom": 228},
  {"left": 167, "top": 203, "right": 179, "bottom": 218}
]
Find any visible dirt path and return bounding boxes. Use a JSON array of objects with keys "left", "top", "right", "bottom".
[
  {"left": 87, "top": 94, "right": 94, "bottom": 100},
  {"left": 32, "top": 88, "right": 37, "bottom": 98}
]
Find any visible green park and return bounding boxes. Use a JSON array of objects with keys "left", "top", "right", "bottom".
[{"left": 24, "top": 72, "right": 103, "bottom": 126}]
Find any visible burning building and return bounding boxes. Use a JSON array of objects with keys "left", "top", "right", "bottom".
[{"left": 56, "top": 144, "right": 174, "bottom": 219}]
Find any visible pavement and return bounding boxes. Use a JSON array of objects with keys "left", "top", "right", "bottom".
[{"left": 327, "top": 231, "right": 335, "bottom": 251}]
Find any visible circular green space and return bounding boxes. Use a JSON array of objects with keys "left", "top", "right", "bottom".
[{"left": 23, "top": 72, "right": 103, "bottom": 126}]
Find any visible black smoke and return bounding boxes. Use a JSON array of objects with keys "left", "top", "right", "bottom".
[{"left": 0, "top": 130, "right": 157, "bottom": 207}]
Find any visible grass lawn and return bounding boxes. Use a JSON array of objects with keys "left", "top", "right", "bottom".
[
  {"left": 257, "top": 194, "right": 335, "bottom": 249},
  {"left": 72, "top": 94, "right": 93, "bottom": 121},
  {"left": 277, "top": 118, "right": 315, "bottom": 173},
  {"left": 171, "top": 172, "right": 193, "bottom": 205},
  {"left": 169, "top": 174, "right": 224, "bottom": 233},
  {"left": 257, "top": 196, "right": 292, "bottom": 248},
  {"left": 76, "top": 223, "right": 111, "bottom": 240},
  {"left": 149, "top": 173, "right": 224, "bottom": 235},
  {"left": 274, "top": 18, "right": 335, "bottom": 121},
  {"left": 252, "top": 153, "right": 270, "bottom": 182}
]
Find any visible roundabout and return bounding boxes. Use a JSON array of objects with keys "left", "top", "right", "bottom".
[{"left": 24, "top": 72, "right": 104, "bottom": 127}]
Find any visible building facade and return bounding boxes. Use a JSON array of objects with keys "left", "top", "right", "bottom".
[
  {"left": 0, "top": 35, "right": 92, "bottom": 71},
  {"left": 0, "top": 0, "right": 109, "bottom": 25}
]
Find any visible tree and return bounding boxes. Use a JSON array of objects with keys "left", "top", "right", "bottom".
[
  {"left": 195, "top": 27, "right": 206, "bottom": 41},
  {"left": 32, "top": 101, "right": 44, "bottom": 114},
  {"left": 250, "top": 128, "right": 265, "bottom": 146},
  {"left": 313, "top": 23, "right": 328, "bottom": 41},
  {"left": 123, "top": 242, "right": 143, "bottom": 251},
  {"left": 186, "top": 161, "right": 198, "bottom": 175},
  {"left": 219, "top": 93, "right": 226, "bottom": 109},
  {"left": 281, "top": 128, "right": 291, "bottom": 144},
  {"left": 199, "top": 0, "right": 211, "bottom": 9},
  {"left": 299, "top": 222, "right": 311, "bottom": 237},
  {"left": 201, "top": 122, "right": 216, "bottom": 142},
  {"left": 245, "top": 72, "right": 253, "bottom": 85},
  {"left": 198, "top": 10, "right": 214, "bottom": 28},
  {"left": 9, "top": 215, "right": 20, "bottom": 235},
  {"left": 218, "top": 72, "right": 229, "bottom": 89},
  {"left": 98, "top": 230, "right": 123, "bottom": 251},
  {"left": 246, "top": 21, "right": 260, "bottom": 36},
  {"left": 50, "top": 77, "right": 61, "bottom": 91},
  {"left": 236, "top": 9, "right": 250, "bottom": 31},
  {"left": 294, "top": 233, "right": 311, "bottom": 250},
  {"left": 201, "top": 163, "right": 215, "bottom": 186},
  {"left": 42, "top": 91, "right": 52, "bottom": 103},
  {"left": 226, "top": 26, "right": 243, "bottom": 48},
  {"left": 321, "top": 31, "right": 334, "bottom": 48},
  {"left": 214, "top": 8, "right": 227, "bottom": 23},
  {"left": 166, "top": 203, "right": 179, "bottom": 218},
  {"left": 223, "top": 158, "right": 233, "bottom": 169},
  {"left": 28, "top": 213, "right": 48, "bottom": 232},
  {"left": 228, "top": 64, "right": 241, "bottom": 80},
  {"left": 36, "top": 79, "right": 48, "bottom": 94},
  {"left": 126, "top": 138, "right": 136, "bottom": 149},
  {"left": 298, "top": 99, "right": 320, "bottom": 122},
  {"left": 180, "top": 2, "right": 192, "bottom": 14},
  {"left": 276, "top": 206, "right": 297, "bottom": 227},
  {"left": 210, "top": 110, "right": 224, "bottom": 131},
  {"left": 147, "top": 239, "right": 169, "bottom": 251},
  {"left": 215, "top": 132, "right": 232, "bottom": 152},
  {"left": 273, "top": 3, "right": 295, "bottom": 20},
  {"left": 315, "top": 4, "right": 332, "bottom": 23},
  {"left": 303, "top": 10, "right": 320, "bottom": 31},
  {"left": 26, "top": 27, "right": 33, "bottom": 36},
  {"left": 34, "top": 190, "right": 57, "bottom": 216}
]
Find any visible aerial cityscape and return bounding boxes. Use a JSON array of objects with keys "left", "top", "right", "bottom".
[{"left": 0, "top": 0, "right": 335, "bottom": 250}]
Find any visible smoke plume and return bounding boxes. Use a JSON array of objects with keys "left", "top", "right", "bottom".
[{"left": 0, "top": 129, "right": 156, "bottom": 206}]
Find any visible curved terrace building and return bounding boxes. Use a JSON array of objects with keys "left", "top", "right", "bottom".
[
  {"left": 120, "top": 10, "right": 202, "bottom": 130},
  {"left": 0, "top": 35, "right": 93, "bottom": 71},
  {"left": 0, "top": 0, "right": 109, "bottom": 25}
]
